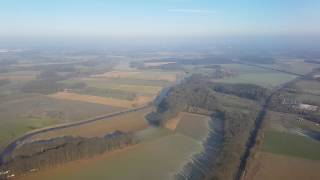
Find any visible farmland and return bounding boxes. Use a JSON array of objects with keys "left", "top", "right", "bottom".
[
  {"left": 243, "top": 109, "right": 320, "bottom": 180},
  {"left": 261, "top": 111, "right": 320, "bottom": 161},
  {"left": 217, "top": 64, "right": 297, "bottom": 88},
  {"left": 17, "top": 112, "right": 211, "bottom": 180},
  {"left": 1, "top": 48, "right": 320, "bottom": 180},
  {"left": 0, "top": 95, "right": 123, "bottom": 149},
  {"left": 174, "top": 112, "right": 210, "bottom": 141},
  {"left": 263, "top": 130, "right": 320, "bottom": 160},
  {"left": 26, "top": 107, "right": 152, "bottom": 142},
  {"left": 0, "top": 71, "right": 39, "bottom": 82},
  {"left": 260, "top": 59, "right": 320, "bottom": 75},
  {"left": 91, "top": 70, "right": 179, "bottom": 82},
  {"left": 0, "top": 58, "right": 180, "bottom": 153},
  {"left": 243, "top": 152, "right": 320, "bottom": 180},
  {"left": 18, "top": 133, "right": 203, "bottom": 180},
  {"left": 48, "top": 92, "right": 153, "bottom": 108},
  {"left": 294, "top": 80, "right": 320, "bottom": 95}
]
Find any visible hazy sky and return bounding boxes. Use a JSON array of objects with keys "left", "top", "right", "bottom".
[{"left": 1, "top": 0, "right": 320, "bottom": 38}]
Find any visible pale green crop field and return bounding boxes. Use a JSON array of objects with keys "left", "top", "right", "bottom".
[
  {"left": 215, "top": 72, "right": 297, "bottom": 88},
  {"left": 21, "top": 131, "right": 204, "bottom": 180},
  {"left": 83, "top": 80, "right": 162, "bottom": 94},
  {"left": 263, "top": 130, "right": 320, "bottom": 160},
  {"left": 262, "top": 60, "right": 320, "bottom": 75},
  {"left": 216, "top": 63, "right": 297, "bottom": 88},
  {"left": 20, "top": 112, "right": 211, "bottom": 180},
  {"left": 0, "top": 95, "right": 123, "bottom": 148},
  {"left": 175, "top": 112, "right": 210, "bottom": 141},
  {"left": 294, "top": 80, "right": 320, "bottom": 95},
  {"left": 263, "top": 111, "right": 320, "bottom": 160},
  {"left": 62, "top": 78, "right": 163, "bottom": 95}
]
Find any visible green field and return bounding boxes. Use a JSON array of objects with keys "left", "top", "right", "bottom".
[
  {"left": 0, "top": 95, "right": 123, "bottom": 147},
  {"left": 128, "top": 70, "right": 179, "bottom": 81},
  {"left": 62, "top": 78, "right": 163, "bottom": 95},
  {"left": 175, "top": 113, "right": 210, "bottom": 141},
  {"left": 264, "top": 111, "right": 320, "bottom": 161},
  {"left": 0, "top": 117, "right": 57, "bottom": 150},
  {"left": 294, "top": 93, "right": 320, "bottom": 106},
  {"left": 73, "top": 87, "right": 137, "bottom": 100},
  {"left": 21, "top": 129, "right": 204, "bottom": 180},
  {"left": 263, "top": 130, "right": 320, "bottom": 160},
  {"left": 19, "top": 111, "right": 212, "bottom": 180},
  {"left": 294, "top": 80, "right": 320, "bottom": 95},
  {"left": 261, "top": 60, "right": 320, "bottom": 75},
  {"left": 0, "top": 70, "right": 40, "bottom": 81},
  {"left": 217, "top": 64, "right": 297, "bottom": 88},
  {"left": 81, "top": 81, "right": 162, "bottom": 94},
  {"left": 64, "top": 77, "right": 171, "bottom": 87}
]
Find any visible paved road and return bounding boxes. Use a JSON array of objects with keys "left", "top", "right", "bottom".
[{"left": 0, "top": 105, "right": 151, "bottom": 166}]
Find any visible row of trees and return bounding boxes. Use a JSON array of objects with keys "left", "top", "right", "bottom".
[{"left": 0, "top": 131, "right": 136, "bottom": 178}]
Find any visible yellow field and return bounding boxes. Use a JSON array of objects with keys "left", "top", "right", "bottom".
[
  {"left": 0, "top": 75, "right": 36, "bottom": 81},
  {"left": 165, "top": 113, "right": 182, "bottom": 130},
  {"left": 91, "top": 70, "right": 177, "bottom": 82},
  {"left": 133, "top": 72, "right": 177, "bottom": 82},
  {"left": 91, "top": 71, "right": 140, "bottom": 78},
  {"left": 48, "top": 92, "right": 154, "bottom": 108},
  {"left": 144, "top": 62, "right": 176, "bottom": 67},
  {"left": 244, "top": 152, "right": 320, "bottom": 180}
]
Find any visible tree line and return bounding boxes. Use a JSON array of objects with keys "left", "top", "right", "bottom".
[{"left": 0, "top": 131, "right": 136, "bottom": 179}]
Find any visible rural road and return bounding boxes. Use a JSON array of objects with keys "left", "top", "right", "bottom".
[{"left": 0, "top": 104, "right": 151, "bottom": 166}]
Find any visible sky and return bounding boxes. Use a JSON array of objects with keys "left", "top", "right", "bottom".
[{"left": 0, "top": 0, "right": 320, "bottom": 38}]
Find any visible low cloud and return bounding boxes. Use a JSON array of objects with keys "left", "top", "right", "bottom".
[{"left": 168, "top": 9, "right": 217, "bottom": 14}]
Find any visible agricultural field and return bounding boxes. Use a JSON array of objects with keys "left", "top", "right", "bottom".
[
  {"left": 17, "top": 112, "right": 211, "bottom": 180},
  {"left": 144, "top": 61, "right": 176, "bottom": 68},
  {"left": 19, "top": 133, "right": 203, "bottom": 180},
  {"left": 217, "top": 64, "right": 297, "bottom": 88},
  {"left": 91, "top": 70, "right": 179, "bottom": 82},
  {"left": 244, "top": 152, "right": 320, "bottom": 180},
  {"left": 261, "top": 111, "right": 320, "bottom": 160},
  {"left": 174, "top": 112, "right": 210, "bottom": 141},
  {"left": 261, "top": 58, "right": 320, "bottom": 75},
  {"left": 80, "top": 80, "right": 162, "bottom": 94},
  {"left": 0, "top": 56, "right": 181, "bottom": 155},
  {"left": 294, "top": 93, "right": 320, "bottom": 106},
  {"left": 59, "top": 69, "right": 179, "bottom": 102},
  {"left": 26, "top": 107, "right": 152, "bottom": 142},
  {"left": 2, "top": 51, "right": 320, "bottom": 180},
  {"left": 0, "top": 95, "right": 123, "bottom": 149},
  {"left": 294, "top": 80, "right": 320, "bottom": 95},
  {"left": 0, "top": 71, "right": 40, "bottom": 82},
  {"left": 244, "top": 110, "right": 320, "bottom": 180},
  {"left": 263, "top": 130, "right": 320, "bottom": 160},
  {"left": 48, "top": 92, "right": 153, "bottom": 108}
]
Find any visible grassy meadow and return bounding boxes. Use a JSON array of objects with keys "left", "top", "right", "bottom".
[
  {"left": 263, "top": 131, "right": 320, "bottom": 160},
  {"left": 217, "top": 64, "right": 297, "bottom": 88}
]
